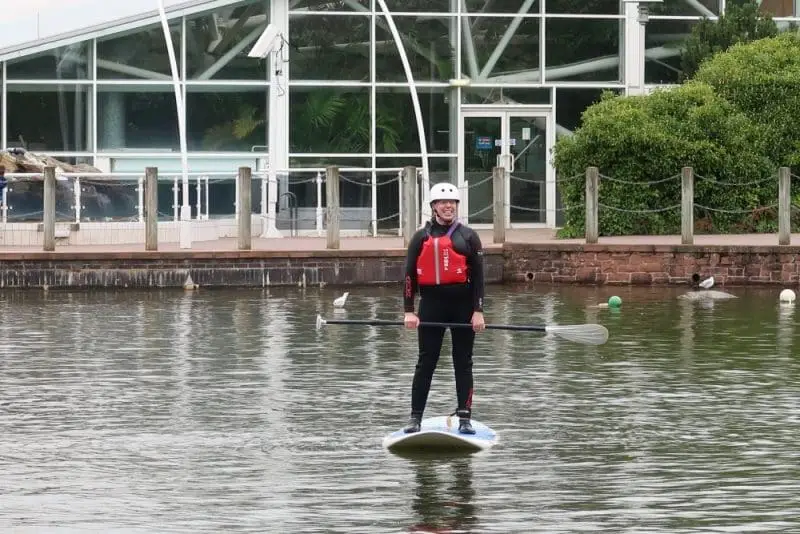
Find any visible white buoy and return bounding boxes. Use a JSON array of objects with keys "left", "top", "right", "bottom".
[
  {"left": 779, "top": 289, "right": 796, "bottom": 303},
  {"left": 333, "top": 292, "right": 349, "bottom": 308}
]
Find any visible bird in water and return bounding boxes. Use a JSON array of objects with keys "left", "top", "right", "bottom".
[
  {"left": 691, "top": 273, "right": 715, "bottom": 290},
  {"left": 680, "top": 274, "right": 736, "bottom": 301},
  {"left": 333, "top": 292, "right": 349, "bottom": 308}
]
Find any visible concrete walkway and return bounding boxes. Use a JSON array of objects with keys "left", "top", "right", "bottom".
[{"left": 1, "top": 229, "right": 799, "bottom": 254}]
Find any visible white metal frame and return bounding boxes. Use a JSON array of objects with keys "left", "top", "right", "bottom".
[
  {"left": 5, "top": 0, "right": 796, "bottom": 238},
  {"left": 459, "top": 104, "right": 555, "bottom": 230}
]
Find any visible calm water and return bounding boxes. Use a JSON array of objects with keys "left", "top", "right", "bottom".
[{"left": 1, "top": 284, "right": 798, "bottom": 533}]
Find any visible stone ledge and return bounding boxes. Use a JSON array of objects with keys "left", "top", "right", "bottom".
[
  {"left": 0, "top": 239, "right": 798, "bottom": 288},
  {"left": 505, "top": 244, "right": 800, "bottom": 286},
  {"left": 0, "top": 244, "right": 505, "bottom": 261},
  {"left": 503, "top": 242, "right": 800, "bottom": 254}
]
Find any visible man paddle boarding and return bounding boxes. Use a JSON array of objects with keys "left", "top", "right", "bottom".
[{"left": 402, "top": 182, "right": 486, "bottom": 435}]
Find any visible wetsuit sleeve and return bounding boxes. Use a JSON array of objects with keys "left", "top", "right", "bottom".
[
  {"left": 467, "top": 230, "right": 485, "bottom": 313},
  {"left": 403, "top": 229, "right": 425, "bottom": 313}
]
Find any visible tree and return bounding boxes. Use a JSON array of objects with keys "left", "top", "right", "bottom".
[
  {"left": 679, "top": 0, "right": 778, "bottom": 81},
  {"left": 692, "top": 32, "right": 800, "bottom": 168},
  {"left": 551, "top": 83, "right": 775, "bottom": 237}
]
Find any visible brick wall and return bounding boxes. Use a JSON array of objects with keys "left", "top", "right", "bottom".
[
  {"left": 0, "top": 243, "right": 798, "bottom": 289},
  {"left": 504, "top": 244, "right": 800, "bottom": 285}
]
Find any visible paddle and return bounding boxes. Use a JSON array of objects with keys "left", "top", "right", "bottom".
[{"left": 315, "top": 314, "right": 609, "bottom": 345}]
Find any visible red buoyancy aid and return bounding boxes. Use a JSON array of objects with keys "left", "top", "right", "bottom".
[{"left": 416, "top": 222, "right": 469, "bottom": 286}]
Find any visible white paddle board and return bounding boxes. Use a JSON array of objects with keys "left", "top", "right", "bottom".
[{"left": 382, "top": 415, "right": 498, "bottom": 453}]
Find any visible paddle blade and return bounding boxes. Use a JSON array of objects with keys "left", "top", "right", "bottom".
[{"left": 545, "top": 324, "right": 609, "bottom": 345}]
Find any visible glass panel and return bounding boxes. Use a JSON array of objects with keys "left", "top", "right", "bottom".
[
  {"left": 5, "top": 178, "right": 76, "bottom": 222},
  {"left": 289, "top": 14, "right": 371, "bottom": 80},
  {"left": 7, "top": 84, "right": 92, "bottom": 152},
  {"left": 464, "top": 16, "right": 540, "bottom": 83},
  {"left": 375, "top": 156, "right": 423, "bottom": 169},
  {"left": 185, "top": 0, "right": 271, "bottom": 81},
  {"left": 281, "top": 157, "right": 372, "bottom": 232},
  {"left": 555, "top": 87, "right": 607, "bottom": 132},
  {"left": 184, "top": 157, "right": 263, "bottom": 217},
  {"left": 289, "top": 156, "right": 370, "bottom": 168},
  {"left": 463, "top": 0, "right": 542, "bottom": 14},
  {"left": 509, "top": 115, "right": 546, "bottom": 224},
  {"left": 463, "top": 115, "right": 501, "bottom": 224},
  {"left": 759, "top": 0, "right": 797, "bottom": 16},
  {"left": 337, "top": 169, "right": 372, "bottom": 233},
  {"left": 97, "top": 22, "right": 181, "bottom": 80},
  {"left": 375, "top": 15, "right": 456, "bottom": 82},
  {"left": 644, "top": 19, "right": 696, "bottom": 84},
  {"left": 290, "top": 0, "right": 369, "bottom": 11},
  {"left": 428, "top": 156, "right": 458, "bottom": 193},
  {"left": 375, "top": 168, "right": 402, "bottom": 233},
  {"left": 289, "top": 87, "right": 370, "bottom": 152},
  {"left": 280, "top": 170, "right": 317, "bottom": 232},
  {"left": 545, "top": 17, "right": 621, "bottom": 82},
  {"left": 203, "top": 176, "right": 258, "bottom": 218},
  {"left": 6, "top": 43, "right": 91, "bottom": 80},
  {"left": 462, "top": 87, "right": 550, "bottom": 105},
  {"left": 186, "top": 85, "right": 268, "bottom": 151},
  {"left": 545, "top": 0, "right": 621, "bottom": 15},
  {"left": 326, "top": 167, "right": 372, "bottom": 218},
  {"left": 375, "top": 156, "right": 456, "bottom": 173},
  {"left": 375, "top": 86, "right": 455, "bottom": 154},
  {"left": 97, "top": 85, "right": 179, "bottom": 151},
  {"left": 650, "top": 0, "right": 720, "bottom": 16},
  {"left": 382, "top": 0, "right": 451, "bottom": 10}
]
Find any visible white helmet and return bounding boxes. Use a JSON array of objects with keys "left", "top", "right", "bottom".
[{"left": 429, "top": 182, "right": 460, "bottom": 203}]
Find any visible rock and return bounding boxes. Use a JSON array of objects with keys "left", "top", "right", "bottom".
[
  {"left": 1, "top": 149, "right": 139, "bottom": 222},
  {"left": 678, "top": 290, "right": 738, "bottom": 301},
  {"left": 1, "top": 149, "right": 103, "bottom": 175}
]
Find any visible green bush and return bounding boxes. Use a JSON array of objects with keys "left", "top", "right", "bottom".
[
  {"left": 692, "top": 32, "right": 800, "bottom": 167},
  {"left": 552, "top": 83, "right": 776, "bottom": 238}
]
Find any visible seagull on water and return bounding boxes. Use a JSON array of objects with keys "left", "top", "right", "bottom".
[
  {"left": 692, "top": 274, "right": 715, "bottom": 290},
  {"left": 333, "top": 292, "right": 349, "bottom": 308}
]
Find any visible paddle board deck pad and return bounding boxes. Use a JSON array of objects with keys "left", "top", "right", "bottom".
[{"left": 382, "top": 415, "right": 498, "bottom": 453}]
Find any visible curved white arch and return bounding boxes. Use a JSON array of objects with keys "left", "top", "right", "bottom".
[
  {"left": 376, "top": 0, "right": 431, "bottom": 222},
  {"left": 156, "top": 0, "right": 191, "bottom": 247}
]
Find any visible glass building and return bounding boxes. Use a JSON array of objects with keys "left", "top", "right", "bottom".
[{"left": 0, "top": 0, "right": 794, "bottom": 234}]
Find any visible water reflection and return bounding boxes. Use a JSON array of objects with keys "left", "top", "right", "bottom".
[
  {"left": 777, "top": 303, "right": 794, "bottom": 360},
  {"left": 405, "top": 454, "right": 477, "bottom": 534}
]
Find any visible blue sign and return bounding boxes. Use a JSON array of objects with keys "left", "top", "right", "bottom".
[{"left": 475, "top": 136, "right": 493, "bottom": 150}]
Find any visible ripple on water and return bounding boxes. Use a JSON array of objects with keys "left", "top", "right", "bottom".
[{"left": 0, "top": 287, "right": 799, "bottom": 533}]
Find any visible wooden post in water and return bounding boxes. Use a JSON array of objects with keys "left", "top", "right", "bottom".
[
  {"left": 492, "top": 166, "right": 506, "bottom": 244},
  {"left": 145, "top": 167, "right": 159, "bottom": 251},
  {"left": 326, "top": 166, "right": 340, "bottom": 249},
  {"left": 585, "top": 166, "right": 599, "bottom": 244},
  {"left": 237, "top": 166, "right": 252, "bottom": 250},
  {"left": 42, "top": 166, "right": 56, "bottom": 251},
  {"left": 402, "top": 166, "right": 418, "bottom": 246},
  {"left": 681, "top": 166, "right": 694, "bottom": 245},
  {"left": 778, "top": 166, "right": 791, "bottom": 246}
]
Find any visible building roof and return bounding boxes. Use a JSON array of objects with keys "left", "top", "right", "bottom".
[{"left": 0, "top": 0, "right": 245, "bottom": 61}]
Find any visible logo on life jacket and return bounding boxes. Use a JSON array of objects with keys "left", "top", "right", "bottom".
[{"left": 416, "top": 222, "right": 469, "bottom": 286}]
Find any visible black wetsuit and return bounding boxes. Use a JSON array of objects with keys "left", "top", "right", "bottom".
[{"left": 403, "top": 219, "right": 485, "bottom": 418}]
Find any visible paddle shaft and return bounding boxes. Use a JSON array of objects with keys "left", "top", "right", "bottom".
[{"left": 320, "top": 318, "right": 545, "bottom": 332}]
